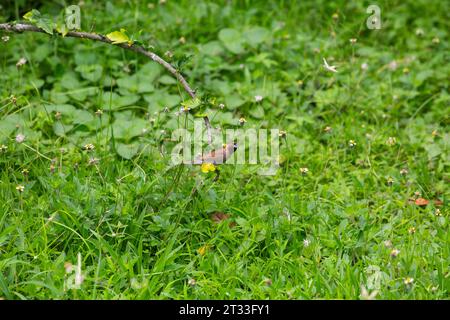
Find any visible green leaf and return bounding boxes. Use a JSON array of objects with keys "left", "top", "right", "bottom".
[
  {"left": 23, "top": 9, "right": 54, "bottom": 35},
  {"left": 117, "top": 74, "right": 155, "bottom": 93},
  {"left": 181, "top": 97, "right": 201, "bottom": 109},
  {"left": 158, "top": 75, "right": 177, "bottom": 85},
  {"left": 23, "top": 10, "right": 38, "bottom": 22},
  {"left": 36, "top": 18, "right": 54, "bottom": 35},
  {"left": 106, "top": 29, "right": 133, "bottom": 46},
  {"left": 75, "top": 64, "right": 103, "bottom": 83},
  {"left": 218, "top": 28, "right": 244, "bottom": 54},
  {"left": 102, "top": 93, "right": 140, "bottom": 109},
  {"left": 55, "top": 22, "right": 68, "bottom": 37},
  {"left": 53, "top": 122, "right": 73, "bottom": 137},
  {"left": 113, "top": 117, "right": 147, "bottom": 140},
  {"left": 243, "top": 27, "right": 270, "bottom": 47},
  {"left": 72, "top": 110, "right": 94, "bottom": 125},
  {"left": 225, "top": 94, "right": 245, "bottom": 110},
  {"left": 116, "top": 142, "right": 140, "bottom": 159}
]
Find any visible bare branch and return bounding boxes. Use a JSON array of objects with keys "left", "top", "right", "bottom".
[
  {"left": 0, "top": 23, "right": 196, "bottom": 99},
  {"left": 0, "top": 22, "right": 213, "bottom": 145}
]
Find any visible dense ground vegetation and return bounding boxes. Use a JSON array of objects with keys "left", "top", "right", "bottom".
[{"left": 0, "top": 0, "right": 448, "bottom": 299}]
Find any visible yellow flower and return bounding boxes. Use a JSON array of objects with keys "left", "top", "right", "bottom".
[
  {"left": 201, "top": 163, "right": 216, "bottom": 173},
  {"left": 16, "top": 185, "right": 25, "bottom": 192},
  {"left": 198, "top": 245, "right": 209, "bottom": 256}
]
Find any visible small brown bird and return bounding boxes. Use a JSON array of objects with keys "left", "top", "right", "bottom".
[{"left": 193, "top": 142, "right": 238, "bottom": 165}]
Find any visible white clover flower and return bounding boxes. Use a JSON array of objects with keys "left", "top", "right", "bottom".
[
  {"left": 15, "top": 133, "right": 25, "bottom": 143},
  {"left": 16, "top": 57, "right": 27, "bottom": 67}
]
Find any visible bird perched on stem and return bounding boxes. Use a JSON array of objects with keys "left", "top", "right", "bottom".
[{"left": 193, "top": 142, "right": 238, "bottom": 165}]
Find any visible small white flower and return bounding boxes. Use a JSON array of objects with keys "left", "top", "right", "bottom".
[
  {"left": 303, "top": 239, "right": 310, "bottom": 247},
  {"left": 15, "top": 133, "right": 25, "bottom": 143},
  {"left": 219, "top": 103, "right": 225, "bottom": 109},
  {"left": 323, "top": 58, "right": 337, "bottom": 73},
  {"left": 254, "top": 95, "right": 263, "bottom": 102},
  {"left": 390, "top": 248, "right": 400, "bottom": 258},
  {"left": 16, "top": 57, "right": 27, "bottom": 67},
  {"left": 188, "top": 278, "right": 196, "bottom": 286},
  {"left": 2, "top": 35, "right": 10, "bottom": 42},
  {"left": 349, "top": 38, "right": 357, "bottom": 44},
  {"left": 386, "top": 136, "right": 397, "bottom": 146},
  {"left": 361, "top": 62, "right": 369, "bottom": 70},
  {"left": 88, "top": 157, "right": 99, "bottom": 166},
  {"left": 83, "top": 143, "right": 95, "bottom": 151},
  {"left": 180, "top": 106, "right": 190, "bottom": 113},
  {"left": 388, "top": 60, "right": 398, "bottom": 71}
]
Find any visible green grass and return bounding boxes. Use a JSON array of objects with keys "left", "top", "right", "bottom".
[{"left": 0, "top": 0, "right": 448, "bottom": 299}]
